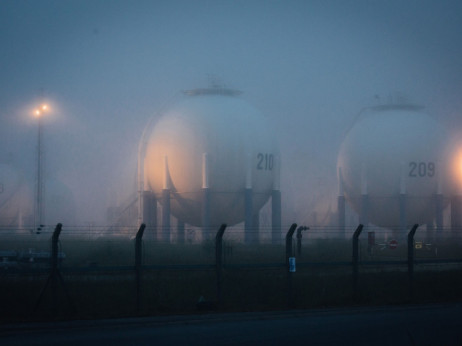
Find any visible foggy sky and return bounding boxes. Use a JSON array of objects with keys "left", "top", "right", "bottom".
[{"left": 1, "top": 0, "right": 462, "bottom": 226}]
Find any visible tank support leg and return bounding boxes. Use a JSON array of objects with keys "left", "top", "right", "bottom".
[
  {"left": 162, "top": 189, "right": 170, "bottom": 243},
  {"left": 451, "top": 195, "right": 462, "bottom": 237},
  {"left": 338, "top": 195, "right": 345, "bottom": 238},
  {"left": 142, "top": 191, "right": 157, "bottom": 238},
  {"left": 202, "top": 188, "right": 210, "bottom": 241},
  {"left": 245, "top": 188, "right": 253, "bottom": 244},
  {"left": 435, "top": 193, "right": 444, "bottom": 234},
  {"left": 272, "top": 190, "right": 282, "bottom": 245}
]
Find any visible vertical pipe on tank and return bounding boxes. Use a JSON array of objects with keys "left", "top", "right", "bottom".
[
  {"left": 272, "top": 190, "right": 281, "bottom": 245},
  {"left": 162, "top": 156, "right": 171, "bottom": 243},
  {"left": 399, "top": 161, "right": 407, "bottom": 237},
  {"left": 360, "top": 164, "right": 369, "bottom": 228},
  {"left": 272, "top": 155, "right": 282, "bottom": 245},
  {"left": 137, "top": 146, "right": 144, "bottom": 227},
  {"left": 161, "top": 189, "right": 170, "bottom": 242},
  {"left": 245, "top": 153, "right": 254, "bottom": 244},
  {"left": 142, "top": 191, "right": 157, "bottom": 238},
  {"left": 435, "top": 195, "right": 444, "bottom": 232},
  {"left": 450, "top": 170, "right": 462, "bottom": 237},
  {"left": 338, "top": 167, "right": 346, "bottom": 237},
  {"left": 202, "top": 153, "right": 211, "bottom": 241},
  {"left": 202, "top": 153, "right": 209, "bottom": 190}
]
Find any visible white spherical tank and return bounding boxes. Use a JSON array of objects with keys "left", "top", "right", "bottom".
[
  {"left": 145, "top": 89, "right": 278, "bottom": 227},
  {"left": 337, "top": 105, "right": 453, "bottom": 229}
]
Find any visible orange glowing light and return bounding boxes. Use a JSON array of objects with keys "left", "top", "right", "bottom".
[
  {"left": 33, "top": 104, "right": 49, "bottom": 118},
  {"left": 451, "top": 148, "right": 462, "bottom": 187}
]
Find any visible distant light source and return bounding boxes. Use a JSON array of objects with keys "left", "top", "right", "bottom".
[
  {"left": 458, "top": 153, "right": 462, "bottom": 181},
  {"left": 34, "top": 104, "right": 49, "bottom": 118},
  {"left": 450, "top": 148, "right": 462, "bottom": 191}
]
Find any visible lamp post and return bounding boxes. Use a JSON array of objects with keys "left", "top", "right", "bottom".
[{"left": 34, "top": 104, "right": 48, "bottom": 233}]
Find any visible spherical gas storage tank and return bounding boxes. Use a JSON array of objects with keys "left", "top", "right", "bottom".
[
  {"left": 337, "top": 104, "right": 453, "bottom": 229},
  {"left": 145, "top": 88, "right": 279, "bottom": 227}
]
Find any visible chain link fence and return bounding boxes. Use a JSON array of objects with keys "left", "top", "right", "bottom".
[{"left": 1, "top": 223, "right": 462, "bottom": 322}]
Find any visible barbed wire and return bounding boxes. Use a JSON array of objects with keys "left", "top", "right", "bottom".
[{"left": 2, "top": 224, "right": 462, "bottom": 240}]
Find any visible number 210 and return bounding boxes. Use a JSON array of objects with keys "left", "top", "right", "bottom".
[{"left": 257, "top": 153, "right": 273, "bottom": 170}]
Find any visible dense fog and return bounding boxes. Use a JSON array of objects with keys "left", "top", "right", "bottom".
[{"left": 1, "top": 0, "right": 462, "bottom": 229}]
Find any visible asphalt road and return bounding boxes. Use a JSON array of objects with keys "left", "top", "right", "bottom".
[{"left": 1, "top": 304, "right": 462, "bottom": 345}]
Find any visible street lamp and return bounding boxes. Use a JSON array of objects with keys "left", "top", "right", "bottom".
[{"left": 34, "top": 104, "right": 49, "bottom": 233}]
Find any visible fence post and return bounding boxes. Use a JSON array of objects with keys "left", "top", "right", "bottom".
[
  {"left": 215, "top": 224, "right": 227, "bottom": 308},
  {"left": 285, "top": 223, "right": 297, "bottom": 308},
  {"left": 135, "top": 223, "right": 146, "bottom": 314},
  {"left": 34, "top": 223, "right": 74, "bottom": 316},
  {"left": 352, "top": 224, "right": 364, "bottom": 301},
  {"left": 51, "top": 223, "right": 62, "bottom": 314},
  {"left": 408, "top": 224, "right": 419, "bottom": 300}
]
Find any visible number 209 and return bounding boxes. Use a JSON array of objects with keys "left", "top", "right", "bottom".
[{"left": 409, "top": 162, "right": 435, "bottom": 177}]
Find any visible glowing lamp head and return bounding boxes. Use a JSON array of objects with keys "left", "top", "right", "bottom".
[{"left": 33, "top": 104, "right": 49, "bottom": 118}]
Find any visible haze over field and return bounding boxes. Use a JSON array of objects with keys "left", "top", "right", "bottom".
[{"left": 1, "top": 0, "right": 462, "bottom": 228}]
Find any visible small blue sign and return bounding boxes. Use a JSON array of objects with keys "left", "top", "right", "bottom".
[{"left": 289, "top": 257, "right": 296, "bottom": 272}]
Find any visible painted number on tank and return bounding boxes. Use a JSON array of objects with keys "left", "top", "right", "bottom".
[
  {"left": 257, "top": 153, "right": 273, "bottom": 171},
  {"left": 409, "top": 162, "right": 435, "bottom": 177}
]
